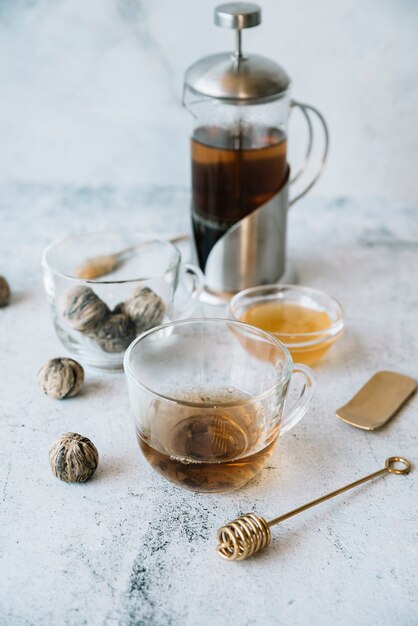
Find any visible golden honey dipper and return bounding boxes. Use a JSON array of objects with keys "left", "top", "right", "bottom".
[{"left": 217, "top": 456, "right": 411, "bottom": 561}]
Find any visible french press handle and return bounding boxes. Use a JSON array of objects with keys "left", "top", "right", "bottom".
[{"left": 289, "top": 100, "right": 330, "bottom": 206}]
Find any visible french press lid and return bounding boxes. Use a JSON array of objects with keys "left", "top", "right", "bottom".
[{"left": 184, "top": 3, "right": 290, "bottom": 104}]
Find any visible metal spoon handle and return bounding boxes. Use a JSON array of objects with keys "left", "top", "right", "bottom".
[
  {"left": 268, "top": 456, "right": 411, "bottom": 527},
  {"left": 75, "top": 234, "right": 189, "bottom": 279}
]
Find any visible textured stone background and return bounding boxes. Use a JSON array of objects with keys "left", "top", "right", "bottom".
[
  {"left": 0, "top": 0, "right": 417, "bottom": 200},
  {"left": 0, "top": 186, "right": 417, "bottom": 625},
  {"left": 1, "top": 1, "right": 418, "bottom": 623}
]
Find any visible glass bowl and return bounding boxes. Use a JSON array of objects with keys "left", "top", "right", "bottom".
[{"left": 229, "top": 284, "right": 344, "bottom": 366}]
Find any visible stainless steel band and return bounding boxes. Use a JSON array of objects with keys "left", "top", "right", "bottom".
[{"left": 193, "top": 176, "right": 289, "bottom": 294}]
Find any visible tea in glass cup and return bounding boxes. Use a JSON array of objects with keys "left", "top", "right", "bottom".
[{"left": 124, "top": 318, "right": 315, "bottom": 492}]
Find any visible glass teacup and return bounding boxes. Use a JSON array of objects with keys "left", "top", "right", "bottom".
[
  {"left": 124, "top": 318, "right": 315, "bottom": 493},
  {"left": 42, "top": 232, "right": 203, "bottom": 369}
]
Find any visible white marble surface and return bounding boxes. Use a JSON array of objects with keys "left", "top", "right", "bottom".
[
  {"left": 0, "top": 0, "right": 418, "bottom": 201},
  {"left": 1, "top": 185, "right": 417, "bottom": 625}
]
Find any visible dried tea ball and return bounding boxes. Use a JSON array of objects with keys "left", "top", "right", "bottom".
[
  {"left": 124, "top": 287, "right": 165, "bottom": 334},
  {"left": 112, "top": 302, "right": 125, "bottom": 315},
  {"left": 0, "top": 276, "right": 10, "bottom": 307},
  {"left": 49, "top": 432, "right": 98, "bottom": 483},
  {"left": 61, "top": 285, "right": 110, "bottom": 333},
  {"left": 91, "top": 313, "right": 136, "bottom": 353},
  {"left": 59, "top": 357, "right": 84, "bottom": 396},
  {"left": 38, "top": 357, "right": 84, "bottom": 400}
]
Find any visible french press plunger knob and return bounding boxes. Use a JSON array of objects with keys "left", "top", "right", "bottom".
[{"left": 215, "top": 3, "right": 261, "bottom": 58}]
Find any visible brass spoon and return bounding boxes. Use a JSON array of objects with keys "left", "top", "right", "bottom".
[
  {"left": 217, "top": 456, "right": 411, "bottom": 561},
  {"left": 74, "top": 234, "right": 189, "bottom": 280}
]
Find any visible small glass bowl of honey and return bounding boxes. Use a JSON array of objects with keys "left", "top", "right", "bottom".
[{"left": 229, "top": 285, "right": 344, "bottom": 366}]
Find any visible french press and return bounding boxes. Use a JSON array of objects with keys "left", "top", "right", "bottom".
[{"left": 183, "top": 3, "right": 329, "bottom": 297}]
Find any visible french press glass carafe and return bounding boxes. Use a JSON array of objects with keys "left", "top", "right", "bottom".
[{"left": 183, "top": 3, "right": 329, "bottom": 296}]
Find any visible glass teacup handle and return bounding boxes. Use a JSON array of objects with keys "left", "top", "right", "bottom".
[
  {"left": 281, "top": 364, "right": 316, "bottom": 434},
  {"left": 173, "top": 263, "right": 204, "bottom": 318},
  {"left": 288, "top": 100, "right": 330, "bottom": 207}
]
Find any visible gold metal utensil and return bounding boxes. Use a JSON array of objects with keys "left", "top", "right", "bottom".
[
  {"left": 216, "top": 456, "right": 411, "bottom": 561},
  {"left": 336, "top": 371, "right": 417, "bottom": 430},
  {"left": 74, "top": 234, "right": 189, "bottom": 279}
]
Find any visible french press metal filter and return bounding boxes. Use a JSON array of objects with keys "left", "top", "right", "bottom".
[{"left": 183, "top": 2, "right": 329, "bottom": 299}]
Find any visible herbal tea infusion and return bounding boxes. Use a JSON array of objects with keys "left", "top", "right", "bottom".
[{"left": 138, "top": 388, "right": 281, "bottom": 493}]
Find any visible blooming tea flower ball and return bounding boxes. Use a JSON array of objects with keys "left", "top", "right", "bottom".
[
  {"left": 124, "top": 286, "right": 166, "bottom": 334},
  {"left": 38, "top": 357, "right": 84, "bottom": 399},
  {"left": 62, "top": 285, "right": 110, "bottom": 333},
  {"left": 49, "top": 432, "right": 99, "bottom": 483},
  {"left": 0, "top": 276, "right": 10, "bottom": 307},
  {"left": 91, "top": 312, "right": 136, "bottom": 353}
]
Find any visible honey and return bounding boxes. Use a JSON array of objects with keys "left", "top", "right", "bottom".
[{"left": 240, "top": 301, "right": 336, "bottom": 365}]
